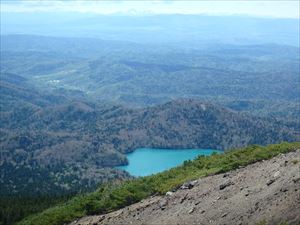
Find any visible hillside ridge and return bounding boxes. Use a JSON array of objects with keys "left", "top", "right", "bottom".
[{"left": 70, "top": 149, "right": 300, "bottom": 225}]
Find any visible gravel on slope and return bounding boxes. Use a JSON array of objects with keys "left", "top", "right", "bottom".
[{"left": 70, "top": 150, "right": 300, "bottom": 225}]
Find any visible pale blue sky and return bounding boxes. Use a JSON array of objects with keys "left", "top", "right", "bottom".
[{"left": 1, "top": 0, "right": 299, "bottom": 19}]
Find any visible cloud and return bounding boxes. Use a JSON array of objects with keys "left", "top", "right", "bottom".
[{"left": 1, "top": 0, "right": 299, "bottom": 18}]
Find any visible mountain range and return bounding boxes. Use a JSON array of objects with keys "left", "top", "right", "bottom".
[{"left": 1, "top": 35, "right": 299, "bottom": 120}]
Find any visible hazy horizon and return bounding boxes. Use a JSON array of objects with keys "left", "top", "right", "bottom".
[{"left": 1, "top": 0, "right": 299, "bottom": 19}]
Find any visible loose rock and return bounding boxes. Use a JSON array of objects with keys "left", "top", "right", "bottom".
[
  {"left": 267, "top": 179, "right": 275, "bottom": 186},
  {"left": 159, "top": 199, "right": 168, "bottom": 210},
  {"left": 222, "top": 213, "right": 228, "bottom": 218},
  {"left": 274, "top": 171, "right": 280, "bottom": 178},
  {"left": 220, "top": 181, "right": 234, "bottom": 190},
  {"left": 188, "top": 207, "right": 195, "bottom": 214},
  {"left": 280, "top": 187, "right": 288, "bottom": 192},
  {"left": 166, "top": 191, "right": 173, "bottom": 196},
  {"left": 180, "top": 193, "right": 188, "bottom": 203},
  {"left": 180, "top": 180, "right": 198, "bottom": 189}
]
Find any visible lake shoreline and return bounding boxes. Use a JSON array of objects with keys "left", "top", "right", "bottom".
[{"left": 116, "top": 148, "right": 222, "bottom": 177}]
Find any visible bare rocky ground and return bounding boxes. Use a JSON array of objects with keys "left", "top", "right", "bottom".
[{"left": 70, "top": 150, "right": 300, "bottom": 225}]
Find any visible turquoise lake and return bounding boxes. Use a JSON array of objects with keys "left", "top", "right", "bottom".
[{"left": 116, "top": 148, "right": 221, "bottom": 177}]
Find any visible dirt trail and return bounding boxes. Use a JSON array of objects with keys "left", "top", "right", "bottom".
[{"left": 70, "top": 150, "right": 300, "bottom": 225}]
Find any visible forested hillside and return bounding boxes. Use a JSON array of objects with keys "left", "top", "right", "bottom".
[{"left": 1, "top": 72, "right": 299, "bottom": 196}]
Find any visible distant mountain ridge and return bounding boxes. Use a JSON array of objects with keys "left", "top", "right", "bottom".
[
  {"left": 1, "top": 14, "right": 299, "bottom": 46},
  {"left": 1, "top": 35, "right": 299, "bottom": 120}
]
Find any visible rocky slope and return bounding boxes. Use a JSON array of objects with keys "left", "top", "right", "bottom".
[{"left": 70, "top": 149, "right": 300, "bottom": 225}]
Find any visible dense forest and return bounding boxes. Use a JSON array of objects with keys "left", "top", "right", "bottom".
[
  {"left": 1, "top": 73, "right": 298, "bottom": 195},
  {"left": 0, "top": 194, "right": 75, "bottom": 225}
]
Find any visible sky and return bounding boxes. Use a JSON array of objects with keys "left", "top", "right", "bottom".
[{"left": 0, "top": 0, "right": 299, "bottom": 19}]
